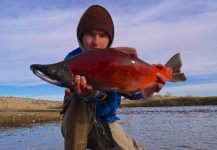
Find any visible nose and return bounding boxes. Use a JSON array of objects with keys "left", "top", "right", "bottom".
[{"left": 92, "top": 35, "right": 100, "bottom": 46}]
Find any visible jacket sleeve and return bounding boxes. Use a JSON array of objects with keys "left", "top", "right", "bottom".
[
  {"left": 95, "top": 92, "right": 121, "bottom": 117},
  {"left": 121, "top": 92, "right": 143, "bottom": 100}
]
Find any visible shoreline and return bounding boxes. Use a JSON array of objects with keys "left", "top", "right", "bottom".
[
  {"left": 121, "top": 96, "right": 217, "bottom": 107},
  {"left": 0, "top": 96, "right": 217, "bottom": 127},
  {"left": 0, "top": 97, "right": 63, "bottom": 127},
  {"left": 0, "top": 110, "right": 62, "bottom": 127}
]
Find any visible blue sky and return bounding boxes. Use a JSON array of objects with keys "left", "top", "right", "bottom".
[{"left": 0, "top": 0, "right": 217, "bottom": 101}]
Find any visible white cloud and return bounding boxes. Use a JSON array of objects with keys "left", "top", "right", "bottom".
[
  {"left": 113, "top": 2, "right": 217, "bottom": 76},
  {"left": 0, "top": 0, "right": 217, "bottom": 97},
  {"left": 160, "top": 82, "right": 217, "bottom": 96},
  {"left": 0, "top": 8, "right": 81, "bottom": 84},
  {"left": 31, "top": 94, "right": 64, "bottom": 101}
]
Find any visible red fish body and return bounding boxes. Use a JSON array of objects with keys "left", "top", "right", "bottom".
[
  {"left": 30, "top": 47, "right": 186, "bottom": 98},
  {"left": 64, "top": 48, "right": 172, "bottom": 93}
]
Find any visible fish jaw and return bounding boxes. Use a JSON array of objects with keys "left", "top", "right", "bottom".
[{"left": 30, "top": 62, "right": 74, "bottom": 89}]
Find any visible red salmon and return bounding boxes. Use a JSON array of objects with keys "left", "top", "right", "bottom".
[{"left": 30, "top": 47, "right": 186, "bottom": 98}]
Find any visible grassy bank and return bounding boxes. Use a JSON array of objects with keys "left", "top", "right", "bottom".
[
  {"left": 1, "top": 96, "right": 217, "bottom": 127},
  {"left": 120, "top": 96, "right": 217, "bottom": 107},
  {"left": 0, "top": 111, "right": 62, "bottom": 127},
  {"left": 0, "top": 97, "right": 62, "bottom": 127}
]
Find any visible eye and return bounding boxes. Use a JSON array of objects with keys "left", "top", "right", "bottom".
[
  {"left": 100, "top": 33, "right": 108, "bottom": 38},
  {"left": 50, "top": 70, "right": 55, "bottom": 74},
  {"left": 86, "top": 32, "right": 94, "bottom": 37}
]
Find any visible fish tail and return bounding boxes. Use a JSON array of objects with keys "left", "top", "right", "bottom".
[{"left": 165, "top": 53, "right": 187, "bottom": 82}]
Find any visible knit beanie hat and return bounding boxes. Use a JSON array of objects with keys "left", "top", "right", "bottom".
[{"left": 77, "top": 5, "right": 114, "bottom": 48}]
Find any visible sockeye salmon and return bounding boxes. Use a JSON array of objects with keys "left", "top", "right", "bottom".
[{"left": 30, "top": 47, "right": 187, "bottom": 98}]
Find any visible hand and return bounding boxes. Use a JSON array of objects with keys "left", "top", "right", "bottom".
[
  {"left": 154, "top": 64, "right": 167, "bottom": 92},
  {"left": 65, "top": 75, "right": 98, "bottom": 99}
]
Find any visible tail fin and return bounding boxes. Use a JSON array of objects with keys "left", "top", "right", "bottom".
[{"left": 165, "top": 53, "right": 187, "bottom": 82}]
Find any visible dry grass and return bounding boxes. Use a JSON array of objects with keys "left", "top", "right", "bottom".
[
  {"left": 0, "top": 111, "right": 62, "bottom": 127},
  {"left": 1, "top": 95, "right": 217, "bottom": 127},
  {"left": 0, "top": 97, "right": 62, "bottom": 111},
  {"left": 0, "top": 97, "right": 62, "bottom": 127},
  {"left": 121, "top": 96, "right": 217, "bottom": 107}
]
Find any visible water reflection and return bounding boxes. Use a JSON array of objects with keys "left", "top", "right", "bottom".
[
  {"left": 118, "top": 106, "right": 217, "bottom": 150},
  {"left": 0, "top": 123, "right": 63, "bottom": 150},
  {"left": 0, "top": 106, "right": 217, "bottom": 150}
]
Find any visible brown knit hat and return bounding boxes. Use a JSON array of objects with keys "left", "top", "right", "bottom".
[{"left": 77, "top": 5, "right": 114, "bottom": 47}]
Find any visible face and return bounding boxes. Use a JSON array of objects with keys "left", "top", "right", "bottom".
[{"left": 82, "top": 29, "right": 110, "bottom": 51}]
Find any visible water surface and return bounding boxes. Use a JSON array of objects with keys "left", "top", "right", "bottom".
[
  {"left": 0, "top": 106, "right": 216, "bottom": 150},
  {"left": 118, "top": 106, "right": 217, "bottom": 150}
]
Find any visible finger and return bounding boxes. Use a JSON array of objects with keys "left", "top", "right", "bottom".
[
  {"left": 80, "top": 76, "right": 87, "bottom": 88},
  {"left": 156, "top": 64, "right": 164, "bottom": 69},
  {"left": 151, "top": 64, "right": 156, "bottom": 67},
  {"left": 80, "top": 76, "right": 92, "bottom": 91},
  {"left": 156, "top": 83, "right": 164, "bottom": 92},
  {"left": 156, "top": 73, "right": 167, "bottom": 84},
  {"left": 158, "top": 83, "right": 164, "bottom": 89},
  {"left": 75, "top": 75, "right": 81, "bottom": 85},
  {"left": 65, "top": 88, "right": 72, "bottom": 96},
  {"left": 75, "top": 75, "right": 82, "bottom": 94},
  {"left": 86, "top": 85, "right": 93, "bottom": 91},
  {"left": 155, "top": 73, "right": 167, "bottom": 93},
  {"left": 80, "top": 76, "right": 89, "bottom": 94}
]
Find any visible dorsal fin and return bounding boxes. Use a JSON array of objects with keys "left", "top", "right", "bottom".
[{"left": 112, "top": 47, "right": 138, "bottom": 57}]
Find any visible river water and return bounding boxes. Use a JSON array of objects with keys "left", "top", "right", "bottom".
[{"left": 0, "top": 106, "right": 217, "bottom": 150}]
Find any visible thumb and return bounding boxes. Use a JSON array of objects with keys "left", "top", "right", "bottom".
[{"left": 65, "top": 88, "right": 72, "bottom": 96}]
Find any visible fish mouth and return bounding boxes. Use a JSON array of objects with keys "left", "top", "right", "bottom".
[{"left": 31, "top": 67, "right": 62, "bottom": 86}]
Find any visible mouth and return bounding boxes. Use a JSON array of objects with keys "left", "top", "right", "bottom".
[{"left": 31, "top": 67, "right": 61, "bottom": 86}]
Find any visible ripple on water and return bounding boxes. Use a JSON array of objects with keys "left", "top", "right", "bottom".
[{"left": 1, "top": 106, "right": 217, "bottom": 150}]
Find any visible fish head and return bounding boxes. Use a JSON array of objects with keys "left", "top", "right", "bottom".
[{"left": 30, "top": 62, "right": 74, "bottom": 89}]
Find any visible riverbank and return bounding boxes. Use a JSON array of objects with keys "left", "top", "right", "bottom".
[
  {"left": 1, "top": 96, "right": 217, "bottom": 127},
  {"left": 121, "top": 96, "right": 217, "bottom": 107},
  {"left": 0, "top": 97, "right": 62, "bottom": 127}
]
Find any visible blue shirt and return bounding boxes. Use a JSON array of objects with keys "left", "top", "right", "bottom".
[{"left": 64, "top": 47, "right": 143, "bottom": 122}]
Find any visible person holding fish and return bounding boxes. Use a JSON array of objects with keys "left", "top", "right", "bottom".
[
  {"left": 29, "top": 3, "right": 187, "bottom": 149},
  {"left": 30, "top": 4, "right": 186, "bottom": 149},
  {"left": 61, "top": 5, "right": 167, "bottom": 150}
]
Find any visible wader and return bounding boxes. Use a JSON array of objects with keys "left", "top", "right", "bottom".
[{"left": 61, "top": 95, "right": 145, "bottom": 150}]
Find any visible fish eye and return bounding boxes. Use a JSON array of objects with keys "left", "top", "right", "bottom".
[{"left": 50, "top": 70, "right": 55, "bottom": 74}]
